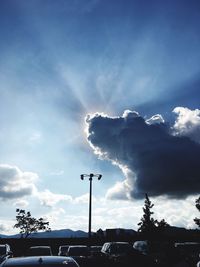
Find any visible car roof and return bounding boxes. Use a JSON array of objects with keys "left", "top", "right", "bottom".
[
  {"left": 103, "top": 242, "right": 130, "bottom": 245},
  {"left": 2, "top": 256, "right": 77, "bottom": 266},
  {"left": 29, "top": 246, "right": 51, "bottom": 249},
  {"left": 68, "top": 245, "right": 87, "bottom": 247}
]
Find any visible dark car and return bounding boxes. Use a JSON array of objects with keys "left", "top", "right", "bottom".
[
  {"left": 101, "top": 242, "right": 157, "bottom": 267},
  {"left": 67, "top": 246, "right": 90, "bottom": 257},
  {"left": 0, "top": 244, "right": 13, "bottom": 264},
  {"left": 133, "top": 240, "right": 148, "bottom": 255},
  {"left": 26, "top": 246, "right": 52, "bottom": 256},
  {"left": 101, "top": 242, "right": 133, "bottom": 258},
  {"left": 67, "top": 246, "right": 90, "bottom": 267},
  {"left": 174, "top": 242, "right": 200, "bottom": 267},
  {"left": 90, "top": 246, "right": 102, "bottom": 257},
  {"left": 0, "top": 256, "right": 80, "bottom": 267}
]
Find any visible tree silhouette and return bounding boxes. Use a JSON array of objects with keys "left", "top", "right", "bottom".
[
  {"left": 138, "top": 193, "right": 157, "bottom": 234},
  {"left": 96, "top": 228, "right": 104, "bottom": 239},
  {"left": 138, "top": 194, "right": 169, "bottom": 236},
  {"left": 156, "top": 219, "right": 169, "bottom": 230},
  {"left": 14, "top": 209, "right": 51, "bottom": 238},
  {"left": 194, "top": 196, "right": 200, "bottom": 227}
]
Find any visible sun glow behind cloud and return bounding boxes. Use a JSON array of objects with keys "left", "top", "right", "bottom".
[{"left": 0, "top": 0, "right": 200, "bottom": 234}]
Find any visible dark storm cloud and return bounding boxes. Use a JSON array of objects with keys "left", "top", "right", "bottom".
[{"left": 86, "top": 110, "right": 200, "bottom": 199}]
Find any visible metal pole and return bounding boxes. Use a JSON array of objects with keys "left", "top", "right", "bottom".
[
  {"left": 80, "top": 173, "right": 102, "bottom": 245},
  {"left": 88, "top": 174, "right": 93, "bottom": 240}
]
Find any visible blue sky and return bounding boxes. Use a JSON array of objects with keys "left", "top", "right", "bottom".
[{"left": 0, "top": 0, "right": 200, "bottom": 234}]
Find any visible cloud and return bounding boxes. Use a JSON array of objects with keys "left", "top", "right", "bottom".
[
  {"left": 74, "top": 193, "right": 97, "bottom": 204},
  {"left": 173, "top": 107, "right": 200, "bottom": 143},
  {"left": 0, "top": 223, "right": 8, "bottom": 233},
  {"left": 0, "top": 164, "right": 38, "bottom": 200},
  {"left": 37, "top": 189, "right": 72, "bottom": 207},
  {"left": 86, "top": 108, "right": 200, "bottom": 199},
  {"left": 44, "top": 208, "right": 66, "bottom": 225},
  {"left": 13, "top": 199, "right": 29, "bottom": 208},
  {"left": 153, "top": 195, "right": 199, "bottom": 229}
]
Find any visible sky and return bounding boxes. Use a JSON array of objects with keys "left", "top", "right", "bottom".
[{"left": 0, "top": 0, "right": 200, "bottom": 235}]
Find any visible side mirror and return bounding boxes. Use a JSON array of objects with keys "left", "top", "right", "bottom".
[{"left": 8, "top": 251, "right": 13, "bottom": 257}]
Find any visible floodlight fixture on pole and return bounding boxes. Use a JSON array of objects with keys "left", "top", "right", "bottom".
[{"left": 80, "top": 173, "right": 102, "bottom": 243}]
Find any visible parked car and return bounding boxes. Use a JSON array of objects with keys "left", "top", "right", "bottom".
[
  {"left": 0, "top": 244, "right": 12, "bottom": 264},
  {"left": 58, "top": 245, "right": 69, "bottom": 256},
  {"left": 197, "top": 256, "right": 200, "bottom": 267},
  {"left": 174, "top": 242, "right": 200, "bottom": 267},
  {"left": 0, "top": 256, "right": 79, "bottom": 267},
  {"left": 90, "top": 246, "right": 102, "bottom": 257},
  {"left": 26, "top": 246, "right": 52, "bottom": 256},
  {"left": 67, "top": 246, "right": 90, "bottom": 267},
  {"left": 101, "top": 241, "right": 157, "bottom": 267},
  {"left": 133, "top": 240, "right": 148, "bottom": 255},
  {"left": 67, "top": 246, "right": 90, "bottom": 257},
  {"left": 101, "top": 242, "right": 133, "bottom": 258},
  {"left": 89, "top": 246, "right": 105, "bottom": 267}
]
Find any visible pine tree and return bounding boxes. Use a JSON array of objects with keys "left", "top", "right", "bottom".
[
  {"left": 138, "top": 193, "right": 157, "bottom": 234},
  {"left": 155, "top": 219, "right": 169, "bottom": 231}
]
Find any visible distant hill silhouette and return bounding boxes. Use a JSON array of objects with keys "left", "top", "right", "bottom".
[
  {"left": 0, "top": 229, "right": 88, "bottom": 239},
  {"left": 0, "top": 226, "right": 199, "bottom": 241}
]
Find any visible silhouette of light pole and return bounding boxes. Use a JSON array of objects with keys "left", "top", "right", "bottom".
[{"left": 80, "top": 173, "right": 102, "bottom": 242}]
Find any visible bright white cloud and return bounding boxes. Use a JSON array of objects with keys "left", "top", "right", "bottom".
[
  {"left": 146, "top": 114, "right": 165, "bottom": 125},
  {"left": 44, "top": 208, "right": 66, "bottom": 225},
  {"left": 122, "top": 110, "right": 139, "bottom": 119},
  {"left": 37, "top": 189, "right": 72, "bottom": 207},
  {"left": 0, "top": 219, "right": 17, "bottom": 235},
  {"left": 106, "top": 180, "right": 131, "bottom": 200},
  {"left": 44, "top": 208, "right": 88, "bottom": 231},
  {"left": 74, "top": 193, "right": 97, "bottom": 204},
  {"left": 153, "top": 195, "right": 199, "bottom": 229},
  {"left": 173, "top": 107, "right": 200, "bottom": 143},
  {"left": 0, "top": 164, "right": 38, "bottom": 200}
]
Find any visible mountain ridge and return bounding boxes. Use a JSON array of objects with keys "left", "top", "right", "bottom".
[{"left": 0, "top": 229, "right": 88, "bottom": 239}]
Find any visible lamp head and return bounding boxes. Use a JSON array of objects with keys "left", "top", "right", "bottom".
[
  {"left": 80, "top": 174, "right": 84, "bottom": 180},
  {"left": 98, "top": 174, "right": 102, "bottom": 180}
]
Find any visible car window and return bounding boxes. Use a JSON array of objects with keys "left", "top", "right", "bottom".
[
  {"left": 68, "top": 247, "right": 89, "bottom": 256},
  {"left": 0, "top": 247, "right": 6, "bottom": 255},
  {"left": 26, "top": 248, "right": 52, "bottom": 256}
]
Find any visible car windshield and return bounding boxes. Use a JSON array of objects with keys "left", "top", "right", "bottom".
[
  {"left": 0, "top": 247, "right": 6, "bottom": 255},
  {"left": 68, "top": 247, "right": 89, "bottom": 256},
  {"left": 27, "top": 248, "right": 51, "bottom": 256},
  {"left": 110, "top": 244, "right": 133, "bottom": 254},
  {"left": 60, "top": 247, "right": 68, "bottom": 253},
  {"left": 90, "top": 246, "right": 101, "bottom": 252}
]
